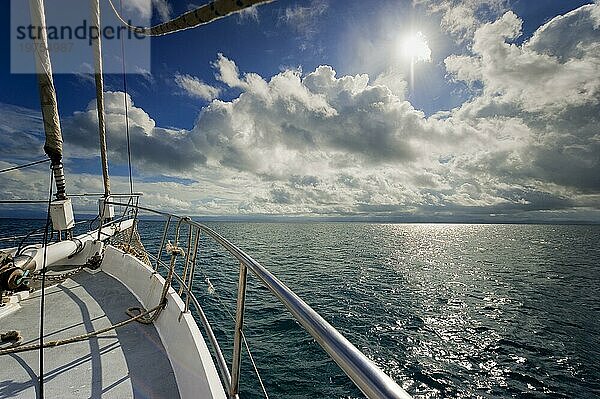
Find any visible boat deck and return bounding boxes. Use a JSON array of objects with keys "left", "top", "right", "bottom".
[{"left": 0, "top": 270, "right": 180, "bottom": 398}]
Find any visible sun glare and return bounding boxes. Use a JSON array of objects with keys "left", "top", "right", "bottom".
[{"left": 401, "top": 31, "right": 432, "bottom": 63}]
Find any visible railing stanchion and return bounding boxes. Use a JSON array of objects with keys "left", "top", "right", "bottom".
[
  {"left": 184, "top": 227, "right": 200, "bottom": 313},
  {"left": 230, "top": 261, "right": 248, "bottom": 398},
  {"left": 180, "top": 222, "right": 193, "bottom": 296}
]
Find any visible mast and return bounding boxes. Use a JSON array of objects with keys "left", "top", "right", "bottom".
[
  {"left": 28, "top": 0, "right": 67, "bottom": 201},
  {"left": 90, "top": 0, "right": 111, "bottom": 199}
]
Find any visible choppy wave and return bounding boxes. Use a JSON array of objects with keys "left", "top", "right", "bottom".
[
  {"left": 3, "top": 220, "right": 598, "bottom": 398},
  {"left": 171, "top": 223, "right": 599, "bottom": 399}
]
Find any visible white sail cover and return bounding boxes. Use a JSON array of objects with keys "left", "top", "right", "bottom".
[
  {"left": 29, "top": 0, "right": 63, "bottom": 162},
  {"left": 110, "top": 0, "right": 273, "bottom": 36}
]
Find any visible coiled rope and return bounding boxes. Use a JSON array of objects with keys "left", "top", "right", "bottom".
[
  {"left": 0, "top": 330, "right": 22, "bottom": 345},
  {"left": 0, "top": 304, "right": 162, "bottom": 356}
]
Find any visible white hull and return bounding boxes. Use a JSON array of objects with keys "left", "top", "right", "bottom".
[
  {"left": 102, "top": 245, "right": 226, "bottom": 399},
  {"left": 0, "top": 243, "right": 225, "bottom": 398}
]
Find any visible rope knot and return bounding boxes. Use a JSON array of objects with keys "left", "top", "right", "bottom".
[
  {"left": 1, "top": 330, "right": 22, "bottom": 346},
  {"left": 165, "top": 240, "right": 185, "bottom": 257}
]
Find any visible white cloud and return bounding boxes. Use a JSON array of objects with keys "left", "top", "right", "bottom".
[
  {"left": 445, "top": 4, "right": 600, "bottom": 192},
  {"left": 415, "top": 0, "right": 508, "bottom": 42},
  {"left": 213, "top": 53, "right": 248, "bottom": 89},
  {"left": 174, "top": 73, "right": 221, "bottom": 101},
  {"left": 123, "top": 0, "right": 153, "bottom": 20},
  {"left": 2, "top": 4, "right": 599, "bottom": 219},
  {"left": 63, "top": 92, "right": 206, "bottom": 172},
  {"left": 280, "top": 0, "right": 328, "bottom": 36},
  {"left": 374, "top": 68, "right": 408, "bottom": 100},
  {"left": 152, "top": 0, "right": 172, "bottom": 22},
  {"left": 195, "top": 57, "right": 439, "bottom": 178},
  {"left": 446, "top": 7, "right": 600, "bottom": 112},
  {"left": 279, "top": 0, "right": 328, "bottom": 51}
]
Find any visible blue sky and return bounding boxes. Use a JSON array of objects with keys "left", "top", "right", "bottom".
[
  {"left": 0, "top": 0, "right": 599, "bottom": 221},
  {"left": 1, "top": 0, "right": 590, "bottom": 123}
]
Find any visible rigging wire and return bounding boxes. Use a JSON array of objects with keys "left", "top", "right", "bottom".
[
  {"left": 119, "top": 0, "right": 134, "bottom": 196},
  {"left": 242, "top": 333, "right": 270, "bottom": 399},
  {"left": 0, "top": 158, "right": 49, "bottom": 174},
  {"left": 38, "top": 167, "right": 54, "bottom": 399},
  {"left": 200, "top": 269, "right": 270, "bottom": 399}
]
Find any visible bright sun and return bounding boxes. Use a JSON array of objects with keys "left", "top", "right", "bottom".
[{"left": 401, "top": 31, "right": 432, "bottom": 63}]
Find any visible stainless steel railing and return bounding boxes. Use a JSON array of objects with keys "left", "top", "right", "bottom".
[{"left": 107, "top": 200, "right": 412, "bottom": 399}]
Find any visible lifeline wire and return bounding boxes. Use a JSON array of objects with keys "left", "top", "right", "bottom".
[{"left": 200, "top": 269, "right": 270, "bottom": 399}]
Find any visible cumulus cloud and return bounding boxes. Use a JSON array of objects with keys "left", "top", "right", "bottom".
[
  {"left": 373, "top": 68, "right": 408, "bottom": 99},
  {"left": 63, "top": 92, "right": 206, "bottom": 172},
  {"left": 445, "top": 5, "right": 600, "bottom": 193},
  {"left": 196, "top": 56, "right": 441, "bottom": 177},
  {"left": 213, "top": 53, "right": 251, "bottom": 89},
  {"left": 455, "top": 9, "right": 600, "bottom": 111},
  {"left": 3, "top": 4, "right": 599, "bottom": 220},
  {"left": 187, "top": 51, "right": 592, "bottom": 216},
  {"left": 174, "top": 73, "right": 221, "bottom": 101}
]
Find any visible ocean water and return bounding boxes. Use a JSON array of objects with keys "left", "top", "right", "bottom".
[{"left": 2, "top": 220, "right": 599, "bottom": 398}]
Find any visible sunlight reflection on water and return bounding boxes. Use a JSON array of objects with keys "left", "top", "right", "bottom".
[{"left": 3, "top": 220, "right": 597, "bottom": 398}]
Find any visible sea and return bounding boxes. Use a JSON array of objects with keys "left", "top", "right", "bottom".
[{"left": 1, "top": 220, "right": 599, "bottom": 398}]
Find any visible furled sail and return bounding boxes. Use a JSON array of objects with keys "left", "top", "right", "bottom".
[
  {"left": 28, "top": 0, "right": 67, "bottom": 199},
  {"left": 109, "top": 0, "right": 274, "bottom": 36}
]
